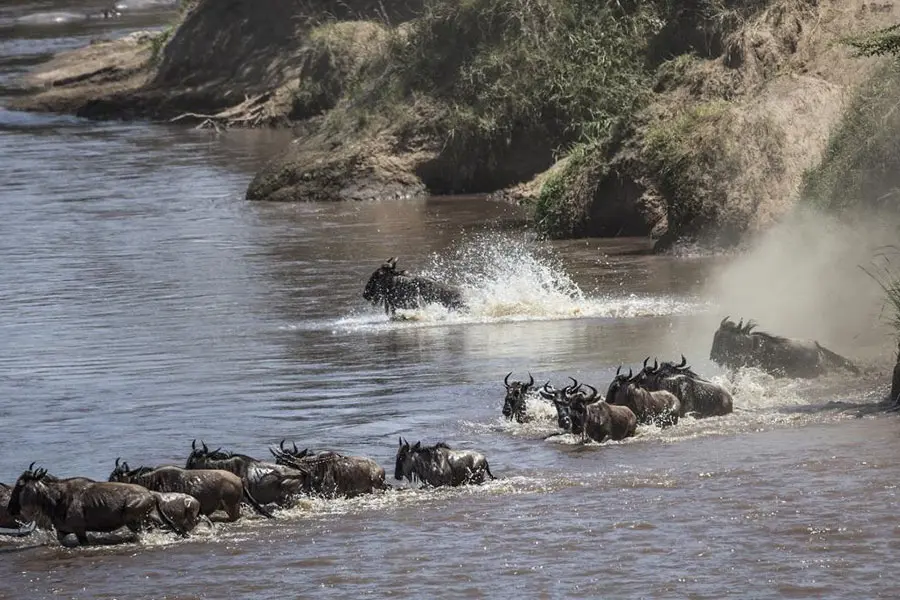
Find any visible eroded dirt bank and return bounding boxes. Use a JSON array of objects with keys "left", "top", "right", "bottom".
[{"left": 8, "top": 0, "right": 900, "bottom": 253}]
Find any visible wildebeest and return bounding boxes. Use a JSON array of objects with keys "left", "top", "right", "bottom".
[
  {"left": 185, "top": 440, "right": 306, "bottom": 508},
  {"left": 394, "top": 439, "right": 494, "bottom": 487},
  {"left": 0, "top": 482, "right": 36, "bottom": 537},
  {"left": 502, "top": 372, "right": 535, "bottom": 423},
  {"left": 150, "top": 492, "right": 205, "bottom": 533},
  {"left": 362, "top": 257, "right": 467, "bottom": 316},
  {"left": 563, "top": 385, "right": 638, "bottom": 444},
  {"left": 543, "top": 380, "right": 590, "bottom": 434},
  {"left": 605, "top": 366, "right": 681, "bottom": 427},
  {"left": 635, "top": 356, "right": 734, "bottom": 418},
  {"left": 7, "top": 465, "right": 186, "bottom": 546},
  {"left": 710, "top": 317, "right": 860, "bottom": 378},
  {"left": 269, "top": 441, "right": 387, "bottom": 498},
  {"left": 110, "top": 458, "right": 273, "bottom": 521}
]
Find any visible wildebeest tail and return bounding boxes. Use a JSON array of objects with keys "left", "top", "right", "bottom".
[
  {"left": 242, "top": 488, "right": 275, "bottom": 519},
  {"left": 484, "top": 462, "right": 496, "bottom": 480},
  {"left": 815, "top": 342, "right": 861, "bottom": 375},
  {"left": 154, "top": 495, "right": 189, "bottom": 538}
]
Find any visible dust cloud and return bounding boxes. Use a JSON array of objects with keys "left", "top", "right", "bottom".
[{"left": 695, "top": 207, "right": 899, "bottom": 364}]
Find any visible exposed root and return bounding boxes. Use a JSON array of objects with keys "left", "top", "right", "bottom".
[{"left": 169, "top": 92, "right": 274, "bottom": 131}]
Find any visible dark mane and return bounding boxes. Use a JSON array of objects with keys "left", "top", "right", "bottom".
[
  {"left": 415, "top": 442, "right": 452, "bottom": 457},
  {"left": 750, "top": 330, "right": 790, "bottom": 344}
]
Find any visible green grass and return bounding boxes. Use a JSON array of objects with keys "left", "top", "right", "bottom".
[
  {"left": 327, "top": 0, "right": 665, "bottom": 189},
  {"left": 643, "top": 100, "right": 738, "bottom": 225}
]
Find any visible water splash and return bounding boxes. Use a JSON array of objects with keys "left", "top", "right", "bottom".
[
  {"left": 482, "top": 366, "right": 878, "bottom": 450},
  {"left": 334, "top": 232, "right": 706, "bottom": 331}
]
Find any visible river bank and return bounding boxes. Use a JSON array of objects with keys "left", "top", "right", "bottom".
[{"left": 8, "top": 0, "right": 900, "bottom": 255}]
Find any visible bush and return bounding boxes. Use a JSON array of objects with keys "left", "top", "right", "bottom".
[
  {"left": 331, "top": 0, "right": 665, "bottom": 189},
  {"left": 801, "top": 61, "right": 900, "bottom": 212}
]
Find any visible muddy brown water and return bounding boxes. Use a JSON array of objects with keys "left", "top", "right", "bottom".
[{"left": 2, "top": 5, "right": 900, "bottom": 599}]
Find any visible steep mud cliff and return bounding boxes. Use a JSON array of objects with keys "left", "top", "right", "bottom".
[{"left": 9, "top": 0, "right": 900, "bottom": 253}]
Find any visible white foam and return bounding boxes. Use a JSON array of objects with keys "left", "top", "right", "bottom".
[{"left": 332, "top": 233, "right": 707, "bottom": 332}]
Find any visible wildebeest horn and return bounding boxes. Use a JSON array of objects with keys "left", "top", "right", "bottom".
[
  {"left": 721, "top": 316, "right": 729, "bottom": 327},
  {"left": 583, "top": 383, "right": 598, "bottom": 400},
  {"left": 678, "top": 354, "right": 687, "bottom": 368},
  {"left": 527, "top": 372, "right": 534, "bottom": 387},
  {"left": 737, "top": 318, "right": 744, "bottom": 330},
  {"left": 201, "top": 441, "right": 208, "bottom": 453},
  {"left": 28, "top": 461, "right": 35, "bottom": 472},
  {"left": 504, "top": 372, "right": 512, "bottom": 389},
  {"left": 399, "top": 437, "right": 403, "bottom": 447},
  {"left": 627, "top": 368, "right": 633, "bottom": 379},
  {"left": 115, "top": 457, "right": 121, "bottom": 469},
  {"left": 744, "top": 319, "right": 756, "bottom": 333},
  {"left": 292, "top": 442, "right": 299, "bottom": 454},
  {"left": 642, "top": 357, "right": 650, "bottom": 370},
  {"left": 653, "top": 358, "right": 658, "bottom": 371},
  {"left": 615, "top": 365, "right": 621, "bottom": 377},
  {"left": 280, "top": 439, "right": 286, "bottom": 452},
  {"left": 192, "top": 439, "right": 196, "bottom": 451}
]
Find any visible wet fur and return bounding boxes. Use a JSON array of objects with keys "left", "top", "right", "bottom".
[{"left": 395, "top": 441, "right": 494, "bottom": 487}]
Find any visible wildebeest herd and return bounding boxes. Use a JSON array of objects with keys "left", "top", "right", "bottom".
[
  {"left": 0, "top": 438, "right": 495, "bottom": 546},
  {"left": 0, "top": 263, "right": 862, "bottom": 548},
  {"left": 503, "top": 315, "right": 860, "bottom": 444}
]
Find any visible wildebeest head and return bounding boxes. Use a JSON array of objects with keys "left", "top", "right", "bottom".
[
  {"left": 502, "top": 372, "right": 534, "bottom": 421},
  {"left": 710, "top": 316, "right": 757, "bottom": 364},
  {"left": 605, "top": 366, "right": 636, "bottom": 403},
  {"left": 185, "top": 439, "right": 227, "bottom": 469},
  {"left": 640, "top": 355, "right": 699, "bottom": 383},
  {"left": 363, "top": 257, "right": 403, "bottom": 307},
  {"left": 394, "top": 438, "right": 416, "bottom": 481},
  {"left": 7, "top": 463, "right": 50, "bottom": 517},
  {"left": 272, "top": 439, "right": 310, "bottom": 460},
  {"left": 567, "top": 383, "right": 600, "bottom": 432},
  {"left": 108, "top": 457, "right": 131, "bottom": 482},
  {"left": 552, "top": 382, "right": 598, "bottom": 433}
]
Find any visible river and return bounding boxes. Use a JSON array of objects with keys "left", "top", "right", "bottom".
[{"left": 2, "top": 4, "right": 900, "bottom": 599}]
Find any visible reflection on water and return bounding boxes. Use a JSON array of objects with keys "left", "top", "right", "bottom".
[{"left": 1, "top": 4, "right": 900, "bottom": 599}]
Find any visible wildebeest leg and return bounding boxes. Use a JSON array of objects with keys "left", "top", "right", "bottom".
[
  {"left": 223, "top": 501, "right": 241, "bottom": 523},
  {"left": 483, "top": 463, "right": 496, "bottom": 480},
  {"left": 61, "top": 530, "right": 89, "bottom": 547}
]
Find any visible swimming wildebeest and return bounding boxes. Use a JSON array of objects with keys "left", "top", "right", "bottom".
[
  {"left": 635, "top": 356, "right": 734, "bottom": 418},
  {"left": 560, "top": 384, "right": 638, "bottom": 444},
  {"left": 605, "top": 366, "right": 681, "bottom": 427},
  {"left": 185, "top": 440, "right": 306, "bottom": 508},
  {"left": 0, "top": 482, "right": 36, "bottom": 537},
  {"left": 394, "top": 439, "right": 494, "bottom": 487},
  {"left": 7, "top": 465, "right": 187, "bottom": 546},
  {"left": 542, "top": 379, "right": 604, "bottom": 434},
  {"left": 269, "top": 441, "right": 387, "bottom": 498},
  {"left": 502, "top": 372, "right": 535, "bottom": 423},
  {"left": 362, "top": 257, "right": 467, "bottom": 316},
  {"left": 110, "top": 458, "right": 273, "bottom": 521},
  {"left": 710, "top": 317, "right": 860, "bottom": 379}
]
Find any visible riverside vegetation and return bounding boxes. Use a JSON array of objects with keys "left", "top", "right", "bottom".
[{"left": 10, "top": 0, "right": 900, "bottom": 251}]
